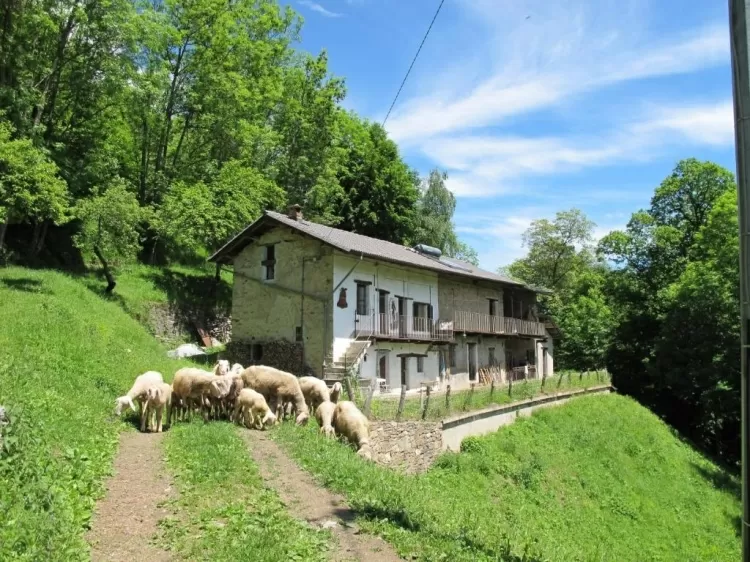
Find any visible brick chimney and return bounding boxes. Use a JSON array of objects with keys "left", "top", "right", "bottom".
[{"left": 288, "top": 204, "right": 303, "bottom": 221}]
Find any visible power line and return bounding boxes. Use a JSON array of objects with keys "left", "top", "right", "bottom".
[{"left": 381, "top": 0, "right": 446, "bottom": 127}]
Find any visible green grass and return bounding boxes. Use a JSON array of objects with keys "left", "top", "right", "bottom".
[
  {"left": 367, "top": 370, "right": 611, "bottom": 421},
  {"left": 159, "top": 422, "right": 330, "bottom": 561},
  {"left": 274, "top": 393, "right": 741, "bottom": 562},
  {"left": 0, "top": 266, "right": 324, "bottom": 561},
  {"left": 81, "top": 263, "right": 232, "bottom": 345}
]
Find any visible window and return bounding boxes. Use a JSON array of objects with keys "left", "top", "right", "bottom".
[
  {"left": 488, "top": 347, "right": 496, "bottom": 365},
  {"left": 251, "top": 344, "right": 263, "bottom": 362},
  {"left": 356, "top": 283, "right": 368, "bottom": 315},
  {"left": 295, "top": 326, "right": 303, "bottom": 342},
  {"left": 449, "top": 344, "right": 457, "bottom": 368},
  {"left": 262, "top": 244, "right": 276, "bottom": 280},
  {"left": 417, "top": 356, "right": 424, "bottom": 373},
  {"left": 489, "top": 299, "right": 498, "bottom": 317}
]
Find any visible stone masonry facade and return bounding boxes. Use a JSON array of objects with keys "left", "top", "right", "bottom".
[{"left": 368, "top": 421, "right": 443, "bottom": 474}]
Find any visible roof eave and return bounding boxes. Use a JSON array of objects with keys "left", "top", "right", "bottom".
[{"left": 207, "top": 213, "right": 273, "bottom": 263}]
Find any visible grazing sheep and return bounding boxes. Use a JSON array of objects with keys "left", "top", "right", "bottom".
[
  {"left": 298, "top": 376, "right": 330, "bottom": 412},
  {"left": 230, "top": 363, "right": 244, "bottom": 376},
  {"left": 144, "top": 382, "right": 172, "bottom": 433},
  {"left": 332, "top": 401, "right": 371, "bottom": 460},
  {"left": 171, "top": 368, "right": 216, "bottom": 421},
  {"left": 329, "top": 382, "right": 343, "bottom": 403},
  {"left": 240, "top": 365, "right": 309, "bottom": 425},
  {"left": 114, "top": 371, "right": 164, "bottom": 417},
  {"left": 234, "top": 388, "right": 276, "bottom": 430},
  {"left": 315, "top": 401, "right": 336, "bottom": 438}
]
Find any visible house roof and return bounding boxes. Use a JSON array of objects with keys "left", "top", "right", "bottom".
[{"left": 210, "top": 210, "right": 538, "bottom": 291}]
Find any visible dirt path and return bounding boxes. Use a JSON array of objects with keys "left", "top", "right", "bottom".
[
  {"left": 242, "top": 430, "right": 402, "bottom": 562},
  {"left": 87, "top": 431, "right": 173, "bottom": 561}
]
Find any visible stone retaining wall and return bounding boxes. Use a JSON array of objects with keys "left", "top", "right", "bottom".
[{"left": 368, "top": 421, "right": 443, "bottom": 474}]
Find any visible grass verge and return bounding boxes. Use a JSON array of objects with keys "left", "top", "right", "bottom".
[
  {"left": 0, "top": 267, "right": 194, "bottom": 560},
  {"left": 367, "top": 370, "right": 610, "bottom": 421},
  {"left": 160, "top": 421, "right": 330, "bottom": 561},
  {"left": 274, "top": 393, "right": 740, "bottom": 562}
]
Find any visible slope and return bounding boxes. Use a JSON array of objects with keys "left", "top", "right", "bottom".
[
  {"left": 0, "top": 267, "right": 328, "bottom": 561},
  {"left": 274, "top": 393, "right": 741, "bottom": 562}
]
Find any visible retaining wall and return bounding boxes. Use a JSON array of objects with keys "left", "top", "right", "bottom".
[{"left": 369, "top": 421, "right": 443, "bottom": 474}]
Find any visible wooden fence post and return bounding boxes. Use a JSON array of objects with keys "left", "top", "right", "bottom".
[
  {"left": 445, "top": 384, "right": 451, "bottom": 412},
  {"left": 421, "top": 386, "right": 431, "bottom": 420},
  {"left": 343, "top": 377, "right": 355, "bottom": 402},
  {"left": 396, "top": 385, "right": 407, "bottom": 421},
  {"left": 490, "top": 380, "right": 495, "bottom": 400},
  {"left": 464, "top": 383, "right": 475, "bottom": 411},
  {"left": 363, "top": 379, "right": 376, "bottom": 418},
  {"left": 508, "top": 374, "right": 513, "bottom": 397}
]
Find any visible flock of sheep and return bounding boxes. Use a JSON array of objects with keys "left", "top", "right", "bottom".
[{"left": 113, "top": 360, "right": 372, "bottom": 459}]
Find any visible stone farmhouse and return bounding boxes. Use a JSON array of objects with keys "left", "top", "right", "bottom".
[{"left": 210, "top": 205, "right": 555, "bottom": 392}]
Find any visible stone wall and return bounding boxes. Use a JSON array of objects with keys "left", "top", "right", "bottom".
[
  {"left": 368, "top": 421, "right": 443, "bottom": 474},
  {"left": 232, "top": 227, "right": 334, "bottom": 377},
  {"left": 225, "top": 339, "right": 314, "bottom": 376}
]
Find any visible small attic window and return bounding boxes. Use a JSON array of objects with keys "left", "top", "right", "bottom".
[{"left": 262, "top": 244, "right": 276, "bottom": 280}]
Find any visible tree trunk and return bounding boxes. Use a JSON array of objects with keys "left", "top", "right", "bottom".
[
  {"left": 214, "top": 262, "right": 221, "bottom": 282},
  {"left": 93, "top": 245, "right": 116, "bottom": 294},
  {"left": 33, "top": 220, "right": 49, "bottom": 256},
  {"left": 0, "top": 211, "right": 8, "bottom": 251}
]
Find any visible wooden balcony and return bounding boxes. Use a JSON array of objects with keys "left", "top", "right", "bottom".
[
  {"left": 453, "top": 310, "right": 546, "bottom": 338},
  {"left": 354, "top": 313, "right": 454, "bottom": 342}
]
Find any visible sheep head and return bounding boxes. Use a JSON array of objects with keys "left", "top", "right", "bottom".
[
  {"left": 146, "top": 386, "right": 161, "bottom": 403},
  {"left": 320, "top": 425, "right": 335, "bottom": 438},
  {"left": 330, "top": 382, "right": 342, "bottom": 403},
  {"left": 214, "top": 359, "right": 230, "bottom": 376},
  {"left": 357, "top": 444, "right": 372, "bottom": 461},
  {"left": 114, "top": 395, "right": 135, "bottom": 416},
  {"left": 230, "top": 363, "right": 244, "bottom": 376},
  {"left": 262, "top": 410, "right": 277, "bottom": 427},
  {"left": 295, "top": 411, "right": 310, "bottom": 426}
]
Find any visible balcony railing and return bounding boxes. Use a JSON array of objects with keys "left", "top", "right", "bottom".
[
  {"left": 453, "top": 311, "right": 546, "bottom": 337},
  {"left": 354, "top": 313, "right": 454, "bottom": 341}
]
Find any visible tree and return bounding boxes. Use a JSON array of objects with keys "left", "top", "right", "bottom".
[
  {"left": 154, "top": 161, "right": 286, "bottom": 262},
  {"left": 506, "top": 209, "right": 596, "bottom": 294},
  {"left": 322, "top": 113, "right": 420, "bottom": 244},
  {"left": 0, "top": 120, "right": 69, "bottom": 251},
  {"left": 73, "top": 181, "right": 146, "bottom": 293},
  {"left": 451, "top": 241, "right": 479, "bottom": 266}
]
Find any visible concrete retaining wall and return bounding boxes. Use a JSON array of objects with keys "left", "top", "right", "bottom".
[{"left": 441, "top": 385, "right": 612, "bottom": 451}]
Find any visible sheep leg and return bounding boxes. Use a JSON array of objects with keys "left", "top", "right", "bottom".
[
  {"left": 156, "top": 405, "right": 163, "bottom": 432},
  {"left": 140, "top": 404, "right": 148, "bottom": 432}
]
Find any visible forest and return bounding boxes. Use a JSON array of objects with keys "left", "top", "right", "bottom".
[
  {"left": 505, "top": 158, "right": 741, "bottom": 468},
  {"left": 0, "top": 0, "right": 475, "bottom": 285}
]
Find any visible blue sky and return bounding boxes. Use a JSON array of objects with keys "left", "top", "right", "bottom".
[{"left": 287, "top": 0, "right": 734, "bottom": 271}]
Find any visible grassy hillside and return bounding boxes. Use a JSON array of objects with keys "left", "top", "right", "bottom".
[
  {"left": 0, "top": 267, "right": 326, "bottom": 560},
  {"left": 274, "top": 393, "right": 741, "bottom": 562}
]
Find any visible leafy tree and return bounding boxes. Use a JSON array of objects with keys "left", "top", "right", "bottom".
[
  {"left": 452, "top": 241, "right": 479, "bottom": 266},
  {"left": 506, "top": 209, "right": 596, "bottom": 294},
  {"left": 323, "top": 113, "right": 420, "bottom": 244},
  {"left": 73, "top": 181, "right": 146, "bottom": 293},
  {"left": 0, "top": 120, "right": 69, "bottom": 251}
]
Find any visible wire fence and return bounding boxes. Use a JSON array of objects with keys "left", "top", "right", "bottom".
[{"left": 344, "top": 370, "right": 612, "bottom": 422}]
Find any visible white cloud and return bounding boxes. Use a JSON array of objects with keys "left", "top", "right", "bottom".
[
  {"left": 419, "top": 99, "right": 734, "bottom": 198},
  {"left": 298, "top": 0, "right": 342, "bottom": 18},
  {"left": 384, "top": 0, "right": 728, "bottom": 145}
]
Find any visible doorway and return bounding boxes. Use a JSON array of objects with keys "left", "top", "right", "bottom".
[
  {"left": 468, "top": 343, "right": 477, "bottom": 382},
  {"left": 378, "top": 291, "right": 388, "bottom": 334},
  {"left": 397, "top": 297, "right": 406, "bottom": 337},
  {"left": 400, "top": 356, "right": 408, "bottom": 387},
  {"left": 378, "top": 354, "right": 388, "bottom": 381}
]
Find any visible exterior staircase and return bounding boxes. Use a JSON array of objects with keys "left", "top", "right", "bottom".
[{"left": 323, "top": 339, "right": 371, "bottom": 382}]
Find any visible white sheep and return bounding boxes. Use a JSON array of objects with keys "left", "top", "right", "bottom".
[
  {"left": 114, "top": 371, "right": 164, "bottom": 417},
  {"left": 229, "top": 363, "right": 244, "bottom": 376},
  {"left": 315, "top": 401, "right": 336, "bottom": 438},
  {"left": 172, "top": 367, "right": 216, "bottom": 421},
  {"left": 240, "top": 365, "right": 309, "bottom": 425},
  {"left": 332, "top": 400, "right": 371, "bottom": 460},
  {"left": 329, "top": 382, "right": 343, "bottom": 403},
  {"left": 234, "top": 388, "right": 277, "bottom": 430},
  {"left": 144, "top": 382, "right": 172, "bottom": 433},
  {"left": 298, "top": 376, "right": 330, "bottom": 412}
]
